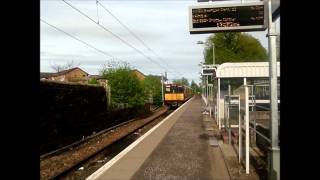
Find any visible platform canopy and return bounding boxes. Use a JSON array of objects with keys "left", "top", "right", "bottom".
[{"left": 216, "top": 62, "right": 280, "bottom": 78}]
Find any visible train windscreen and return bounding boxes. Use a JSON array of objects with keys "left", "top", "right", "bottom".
[
  {"left": 177, "top": 86, "right": 183, "bottom": 93},
  {"left": 165, "top": 85, "right": 184, "bottom": 93}
]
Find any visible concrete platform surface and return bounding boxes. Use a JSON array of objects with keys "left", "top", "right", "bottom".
[{"left": 131, "top": 96, "right": 230, "bottom": 180}]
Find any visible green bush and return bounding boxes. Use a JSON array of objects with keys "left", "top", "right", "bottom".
[
  {"left": 143, "top": 75, "right": 162, "bottom": 106},
  {"left": 88, "top": 78, "right": 99, "bottom": 85},
  {"left": 100, "top": 63, "right": 145, "bottom": 108}
]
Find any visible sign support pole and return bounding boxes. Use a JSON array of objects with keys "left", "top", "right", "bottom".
[{"left": 267, "top": 0, "right": 280, "bottom": 179}]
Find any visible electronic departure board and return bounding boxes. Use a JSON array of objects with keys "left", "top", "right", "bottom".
[
  {"left": 202, "top": 68, "right": 216, "bottom": 77},
  {"left": 189, "top": 2, "right": 267, "bottom": 34}
]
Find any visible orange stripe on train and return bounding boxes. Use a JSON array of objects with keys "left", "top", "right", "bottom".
[{"left": 164, "top": 93, "right": 184, "bottom": 101}]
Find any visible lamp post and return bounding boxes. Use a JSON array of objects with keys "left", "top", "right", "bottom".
[
  {"left": 197, "top": 41, "right": 207, "bottom": 98},
  {"left": 197, "top": 40, "right": 215, "bottom": 65},
  {"left": 197, "top": 40, "right": 215, "bottom": 109},
  {"left": 161, "top": 72, "right": 167, "bottom": 106}
]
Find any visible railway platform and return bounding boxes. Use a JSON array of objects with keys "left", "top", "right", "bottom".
[
  {"left": 86, "top": 95, "right": 259, "bottom": 180},
  {"left": 132, "top": 95, "right": 229, "bottom": 180}
]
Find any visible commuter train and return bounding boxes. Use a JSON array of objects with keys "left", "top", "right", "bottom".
[{"left": 164, "top": 84, "right": 193, "bottom": 107}]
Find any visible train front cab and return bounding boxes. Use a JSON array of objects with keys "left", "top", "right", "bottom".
[{"left": 164, "top": 84, "right": 184, "bottom": 108}]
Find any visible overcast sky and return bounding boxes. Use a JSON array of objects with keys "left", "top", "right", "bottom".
[{"left": 40, "top": 0, "right": 280, "bottom": 83}]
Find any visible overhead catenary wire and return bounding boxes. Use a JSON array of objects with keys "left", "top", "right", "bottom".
[
  {"left": 41, "top": 18, "right": 182, "bottom": 79},
  {"left": 61, "top": 0, "right": 169, "bottom": 72},
  {"left": 97, "top": 1, "right": 169, "bottom": 68},
  {"left": 96, "top": 0, "right": 184, "bottom": 77},
  {"left": 41, "top": 18, "right": 116, "bottom": 60}
]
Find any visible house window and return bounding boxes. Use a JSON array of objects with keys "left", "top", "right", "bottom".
[{"left": 83, "top": 74, "right": 86, "bottom": 77}]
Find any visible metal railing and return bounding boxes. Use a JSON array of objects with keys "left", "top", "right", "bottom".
[
  {"left": 249, "top": 126, "right": 271, "bottom": 143},
  {"left": 249, "top": 81, "right": 280, "bottom": 149}
]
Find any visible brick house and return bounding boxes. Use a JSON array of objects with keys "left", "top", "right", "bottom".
[
  {"left": 132, "top": 69, "right": 145, "bottom": 81},
  {"left": 40, "top": 67, "right": 89, "bottom": 84}
]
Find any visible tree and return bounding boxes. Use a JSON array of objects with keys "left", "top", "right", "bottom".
[
  {"left": 172, "top": 77, "right": 189, "bottom": 86},
  {"left": 142, "top": 75, "right": 162, "bottom": 106},
  {"left": 203, "top": 32, "right": 268, "bottom": 64},
  {"left": 51, "top": 60, "right": 80, "bottom": 72},
  {"left": 51, "top": 64, "right": 64, "bottom": 72},
  {"left": 100, "top": 61, "right": 145, "bottom": 108},
  {"left": 88, "top": 78, "right": 99, "bottom": 85},
  {"left": 190, "top": 80, "right": 201, "bottom": 93}
]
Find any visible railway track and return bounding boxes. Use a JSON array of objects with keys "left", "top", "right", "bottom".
[
  {"left": 40, "top": 106, "right": 172, "bottom": 180},
  {"left": 40, "top": 106, "right": 161, "bottom": 161}
]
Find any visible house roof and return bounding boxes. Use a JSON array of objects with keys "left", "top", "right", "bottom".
[
  {"left": 88, "top": 75, "right": 106, "bottom": 80},
  {"left": 40, "top": 67, "right": 89, "bottom": 78},
  {"left": 132, "top": 69, "right": 145, "bottom": 77},
  {"left": 40, "top": 72, "right": 55, "bottom": 78},
  {"left": 56, "top": 67, "right": 89, "bottom": 76}
]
